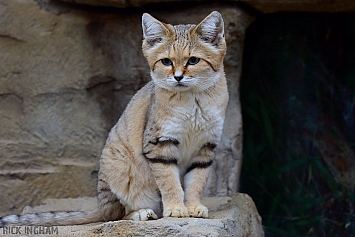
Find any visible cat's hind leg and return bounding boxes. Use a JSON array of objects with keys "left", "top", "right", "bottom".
[
  {"left": 120, "top": 178, "right": 162, "bottom": 221},
  {"left": 123, "top": 208, "right": 158, "bottom": 221},
  {"left": 97, "top": 175, "right": 126, "bottom": 221},
  {"left": 98, "top": 177, "right": 160, "bottom": 222},
  {"left": 101, "top": 155, "right": 162, "bottom": 221}
]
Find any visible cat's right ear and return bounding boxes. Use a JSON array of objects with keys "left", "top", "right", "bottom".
[
  {"left": 142, "top": 13, "right": 169, "bottom": 47},
  {"left": 193, "top": 11, "right": 225, "bottom": 48}
]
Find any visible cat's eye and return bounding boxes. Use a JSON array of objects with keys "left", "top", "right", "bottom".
[
  {"left": 187, "top": 57, "right": 200, "bottom": 65},
  {"left": 161, "top": 58, "right": 173, "bottom": 66}
]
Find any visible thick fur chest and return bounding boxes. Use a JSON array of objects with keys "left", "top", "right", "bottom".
[{"left": 159, "top": 94, "right": 225, "bottom": 159}]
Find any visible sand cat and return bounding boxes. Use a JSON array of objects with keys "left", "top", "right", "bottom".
[{"left": 0, "top": 11, "right": 228, "bottom": 226}]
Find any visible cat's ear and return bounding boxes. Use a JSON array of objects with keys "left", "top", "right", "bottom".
[
  {"left": 142, "top": 13, "right": 170, "bottom": 46},
  {"left": 194, "top": 11, "right": 225, "bottom": 47}
]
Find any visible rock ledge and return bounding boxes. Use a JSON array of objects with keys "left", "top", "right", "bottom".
[{"left": 18, "top": 194, "right": 264, "bottom": 237}]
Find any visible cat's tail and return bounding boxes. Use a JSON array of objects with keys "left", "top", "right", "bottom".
[{"left": 0, "top": 209, "right": 102, "bottom": 227}]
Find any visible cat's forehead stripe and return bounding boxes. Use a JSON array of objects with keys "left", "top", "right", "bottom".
[
  {"left": 168, "top": 24, "right": 195, "bottom": 61},
  {"left": 173, "top": 24, "right": 194, "bottom": 45}
]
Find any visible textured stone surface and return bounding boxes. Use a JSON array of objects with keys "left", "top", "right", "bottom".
[
  {"left": 241, "top": 0, "right": 355, "bottom": 13},
  {"left": 60, "top": 0, "right": 355, "bottom": 12},
  {"left": 0, "top": 0, "right": 252, "bottom": 216},
  {"left": 18, "top": 194, "right": 264, "bottom": 237}
]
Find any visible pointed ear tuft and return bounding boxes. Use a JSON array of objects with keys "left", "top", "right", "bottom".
[
  {"left": 194, "top": 11, "right": 225, "bottom": 47},
  {"left": 142, "top": 13, "right": 169, "bottom": 47}
]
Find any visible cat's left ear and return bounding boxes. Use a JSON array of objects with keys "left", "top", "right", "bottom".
[
  {"left": 142, "top": 13, "right": 170, "bottom": 46},
  {"left": 193, "top": 11, "right": 225, "bottom": 47}
]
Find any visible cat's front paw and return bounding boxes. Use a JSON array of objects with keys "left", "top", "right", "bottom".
[
  {"left": 187, "top": 205, "right": 208, "bottom": 218},
  {"left": 164, "top": 205, "right": 188, "bottom": 218},
  {"left": 123, "top": 208, "right": 158, "bottom": 221}
]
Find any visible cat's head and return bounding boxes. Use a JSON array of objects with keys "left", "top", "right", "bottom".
[{"left": 142, "top": 11, "right": 226, "bottom": 92}]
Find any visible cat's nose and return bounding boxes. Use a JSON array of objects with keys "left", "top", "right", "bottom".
[{"left": 174, "top": 76, "right": 184, "bottom": 82}]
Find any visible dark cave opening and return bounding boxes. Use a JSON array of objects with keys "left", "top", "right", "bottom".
[{"left": 239, "top": 13, "right": 355, "bottom": 236}]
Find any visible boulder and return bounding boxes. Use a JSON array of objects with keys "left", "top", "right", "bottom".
[{"left": 19, "top": 194, "right": 264, "bottom": 237}]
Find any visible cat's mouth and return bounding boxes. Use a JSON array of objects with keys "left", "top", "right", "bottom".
[
  {"left": 165, "top": 79, "right": 190, "bottom": 91},
  {"left": 176, "top": 83, "right": 188, "bottom": 88}
]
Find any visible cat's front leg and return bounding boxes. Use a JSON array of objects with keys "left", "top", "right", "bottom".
[
  {"left": 143, "top": 136, "right": 188, "bottom": 218},
  {"left": 184, "top": 143, "right": 216, "bottom": 218}
]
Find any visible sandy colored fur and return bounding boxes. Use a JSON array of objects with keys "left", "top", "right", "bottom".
[{"left": 99, "top": 11, "right": 228, "bottom": 219}]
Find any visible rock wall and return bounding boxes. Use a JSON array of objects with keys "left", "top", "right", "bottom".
[
  {"left": 0, "top": 0, "right": 253, "bottom": 216},
  {"left": 61, "top": 0, "right": 355, "bottom": 12}
]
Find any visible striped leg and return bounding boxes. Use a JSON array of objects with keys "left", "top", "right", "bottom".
[
  {"left": 143, "top": 137, "right": 188, "bottom": 218},
  {"left": 184, "top": 143, "right": 216, "bottom": 218}
]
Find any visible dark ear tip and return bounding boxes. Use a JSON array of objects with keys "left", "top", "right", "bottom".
[
  {"left": 142, "top": 13, "right": 153, "bottom": 23},
  {"left": 209, "top": 11, "right": 223, "bottom": 20},
  {"left": 211, "top": 11, "right": 221, "bottom": 16}
]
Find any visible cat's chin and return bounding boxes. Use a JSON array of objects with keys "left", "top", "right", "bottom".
[
  {"left": 169, "top": 86, "right": 191, "bottom": 92},
  {"left": 158, "top": 83, "right": 192, "bottom": 92},
  {"left": 174, "top": 83, "right": 189, "bottom": 89}
]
